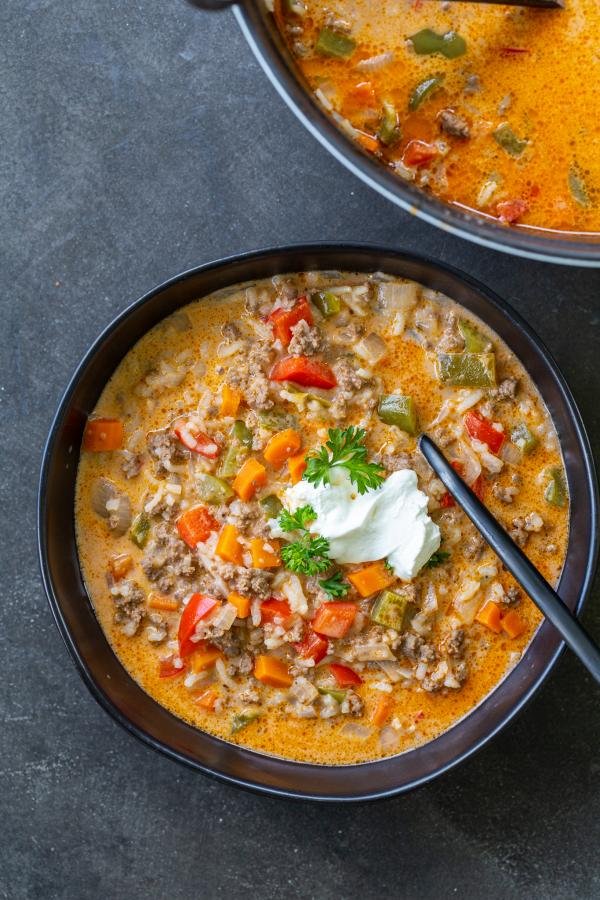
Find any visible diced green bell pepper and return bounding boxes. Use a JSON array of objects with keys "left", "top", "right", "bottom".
[
  {"left": 260, "top": 494, "right": 283, "bottom": 520},
  {"left": 409, "top": 75, "right": 444, "bottom": 112},
  {"left": 378, "top": 101, "right": 401, "bottom": 147},
  {"left": 377, "top": 394, "right": 418, "bottom": 435},
  {"left": 316, "top": 28, "right": 356, "bottom": 59},
  {"left": 544, "top": 467, "right": 567, "bottom": 508},
  {"left": 232, "top": 419, "right": 253, "bottom": 447},
  {"left": 409, "top": 28, "right": 467, "bottom": 59},
  {"left": 437, "top": 352, "right": 497, "bottom": 388},
  {"left": 493, "top": 124, "right": 528, "bottom": 158},
  {"left": 217, "top": 442, "right": 248, "bottom": 479},
  {"left": 257, "top": 409, "right": 297, "bottom": 431},
  {"left": 312, "top": 290, "right": 341, "bottom": 317},
  {"left": 459, "top": 319, "right": 489, "bottom": 353},
  {"left": 317, "top": 687, "right": 347, "bottom": 704},
  {"left": 130, "top": 512, "right": 150, "bottom": 549},
  {"left": 511, "top": 423, "right": 537, "bottom": 454},
  {"left": 371, "top": 589, "right": 416, "bottom": 632},
  {"left": 568, "top": 168, "right": 590, "bottom": 208},
  {"left": 195, "top": 473, "right": 234, "bottom": 505},
  {"left": 231, "top": 709, "right": 260, "bottom": 735}
]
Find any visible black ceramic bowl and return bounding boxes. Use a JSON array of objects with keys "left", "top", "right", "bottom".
[
  {"left": 38, "top": 244, "right": 598, "bottom": 801},
  {"left": 190, "top": 0, "right": 600, "bottom": 267}
]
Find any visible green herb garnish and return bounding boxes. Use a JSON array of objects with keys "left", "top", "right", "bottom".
[
  {"left": 280, "top": 534, "right": 331, "bottom": 576},
  {"left": 319, "top": 570, "right": 350, "bottom": 599},
  {"left": 424, "top": 549, "right": 451, "bottom": 569},
  {"left": 278, "top": 505, "right": 317, "bottom": 533},
  {"left": 304, "top": 427, "right": 385, "bottom": 495}
]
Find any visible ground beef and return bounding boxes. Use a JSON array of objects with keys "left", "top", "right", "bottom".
[
  {"left": 524, "top": 512, "right": 544, "bottom": 532},
  {"left": 121, "top": 452, "right": 144, "bottom": 479},
  {"left": 220, "top": 564, "right": 273, "bottom": 599},
  {"left": 147, "top": 429, "right": 190, "bottom": 474},
  {"left": 464, "top": 533, "right": 485, "bottom": 560},
  {"left": 421, "top": 675, "right": 443, "bottom": 693},
  {"left": 227, "top": 341, "right": 274, "bottom": 411},
  {"left": 381, "top": 451, "right": 412, "bottom": 473},
  {"left": 236, "top": 686, "right": 261, "bottom": 705},
  {"left": 343, "top": 690, "right": 364, "bottom": 717},
  {"left": 492, "top": 482, "right": 519, "bottom": 504},
  {"left": 509, "top": 518, "right": 529, "bottom": 548},
  {"left": 288, "top": 319, "right": 323, "bottom": 356},
  {"left": 141, "top": 522, "right": 196, "bottom": 593},
  {"left": 399, "top": 632, "right": 436, "bottom": 663},
  {"left": 504, "top": 586, "right": 521, "bottom": 606},
  {"left": 430, "top": 425, "right": 456, "bottom": 449},
  {"left": 222, "top": 322, "right": 241, "bottom": 341},
  {"left": 445, "top": 627, "right": 466, "bottom": 659},
  {"left": 492, "top": 378, "right": 518, "bottom": 401},
  {"left": 438, "top": 108, "right": 470, "bottom": 139},
  {"left": 226, "top": 652, "right": 253, "bottom": 676},
  {"left": 330, "top": 357, "right": 371, "bottom": 419},
  {"left": 334, "top": 322, "right": 364, "bottom": 344},
  {"left": 112, "top": 580, "right": 145, "bottom": 636},
  {"left": 225, "top": 500, "right": 269, "bottom": 536},
  {"left": 437, "top": 311, "right": 465, "bottom": 353}
]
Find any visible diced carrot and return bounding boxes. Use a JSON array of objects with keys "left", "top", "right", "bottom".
[
  {"left": 177, "top": 505, "right": 219, "bottom": 549},
  {"left": 219, "top": 384, "right": 242, "bottom": 418},
  {"left": 356, "top": 130, "right": 379, "bottom": 154},
  {"left": 83, "top": 418, "right": 124, "bottom": 452},
  {"left": 501, "top": 609, "right": 526, "bottom": 639},
  {"left": 215, "top": 523, "right": 244, "bottom": 566},
  {"left": 312, "top": 602, "right": 357, "bottom": 639},
  {"left": 402, "top": 140, "right": 438, "bottom": 168},
  {"left": 254, "top": 654, "right": 293, "bottom": 688},
  {"left": 288, "top": 451, "right": 307, "bottom": 485},
  {"left": 147, "top": 592, "right": 179, "bottom": 612},
  {"left": 347, "top": 561, "right": 395, "bottom": 598},
  {"left": 190, "top": 643, "right": 223, "bottom": 673},
  {"left": 475, "top": 600, "right": 502, "bottom": 634},
  {"left": 232, "top": 457, "right": 267, "bottom": 501},
  {"left": 250, "top": 537, "right": 280, "bottom": 569},
  {"left": 195, "top": 688, "right": 219, "bottom": 711},
  {"left": 344, "top": 81, "right": 377, "bottom": 111},
  {"left": 263, "top": 428, "right": 302, "bottom": 468},
  {"left": 497, "top": 198, "right": 529, "bottom": 225},
  {"left": 228, "top": 591, "right": 251, "bottom": 619},
  {"left": 109, "top": 553, "right": 132, "bottom": 580},
  {"left": 371, "top": 696, "right": 393, "bottom": 728}
]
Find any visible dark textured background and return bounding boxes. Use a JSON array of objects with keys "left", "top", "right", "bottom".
[{"left": 2, "top": 2, "right": 599, "bottom": 898}]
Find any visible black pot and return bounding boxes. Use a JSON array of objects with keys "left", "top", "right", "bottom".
[
  {"left": 38, "top": 244, "right": 598, "bottom": 801},
  {"left": 190, "top": 1, "right": 600, "bottom": 266}
]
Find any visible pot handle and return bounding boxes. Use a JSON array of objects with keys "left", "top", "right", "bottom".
[{"left": 186, "top": 0, "right": 237, "bottom": 9}]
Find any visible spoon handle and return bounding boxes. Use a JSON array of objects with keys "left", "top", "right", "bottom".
[
  {"left": 419, "top": 434, "right": 600, "bottom": 685},
  {"left": 443, "top": 0, "right": 563, "bottom": 6}
]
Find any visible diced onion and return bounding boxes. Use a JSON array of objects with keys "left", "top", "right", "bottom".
[{"left": 339, "top": 722, "right": 374, "bottom": 740}]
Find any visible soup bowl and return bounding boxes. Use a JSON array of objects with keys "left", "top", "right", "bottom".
[
  {"left": 38, "top": 244, "right": 598, "bottom": 800},
  {"left": 191, "top": 0, "right": 600, "bottom": 267}
]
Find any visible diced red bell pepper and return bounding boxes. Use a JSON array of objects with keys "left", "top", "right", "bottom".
[
  {"left": 174, "top": 421, "right": 220, "bottom": 459},
  {"left": 269, "top": 356, "right": 337, "bottom": 390},
  {"left": 158, "top": 657, "right": 186, "bottom": 679},
  {"left": 260, "top": 597, "right": 293, "bottom": 626},
  {"left": 496, "top": 199, "right": 529, "bottom": 225},
  {"left": 268, "top": 296, "right": 314, "bottom": 346},
  {"left": 464, "top": 410, "right": 505, "bottom": 455},
  {"left": 177, "top": 506, "right": 219, "bottom": 549},
  {"left": 312, "top": 602, "right": 357, "bottom": 639},
  {"left": 440, "top": 461, "right": 485, "bottom": 507},
  {"left": 178, "top": 594, "right": 219, "bottom": 658},
  {"left": 294, "top": 630, "right": 328, "bottom": 664},
  {"left": 402, "top": 140, "right": 438, "bottom": 168},
  {"left": 329, "top": 662, "right": 362, "bottom": 687}
]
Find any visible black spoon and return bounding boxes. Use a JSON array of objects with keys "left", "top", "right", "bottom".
[
  {"left": 419, "top": 433, "right": 600, "bottom": 685},
  {"left": 188, "top": 0, "right": 564, "bottom": 9}
]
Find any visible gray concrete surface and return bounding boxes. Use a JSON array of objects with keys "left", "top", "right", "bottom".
[{"left": 1, "top": 1, "right": 599, "bottom": 898}]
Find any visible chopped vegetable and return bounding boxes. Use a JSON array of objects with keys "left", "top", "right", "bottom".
[
  {"left": 215, "top": 523, "right": 244, "bottom": 566},
  {"left": 464, "top": 410, "right": 505, "bottom": 455},
  {"left": 83, "top": 418, "right": 124, "bottom": 452},
  {"left": 459, "top": 319, "right": 488, "bottom": 353},
  {"left": 232, "top": 419, "right": 253, "bottom": 447},
  {"left": 475, "top": 600, "right": 502, "bottom": 633},
  {"left": 409, "top": 75, "right": 444, "bottom": 111},
  {"left": 260, "top": 493, "right": 284, "bottom": 520},
  {"left": 195, "top": 473, "right": 234, "bottom": 505},
  {"left": 174, "top": 422, "right": 220, "bottom": 459},
  {"left": 312, "top": 290, "right": 341, "bottom": 317},
  {"left": 312, "top": 602, "right": 357, "bottom": 638},
  {"left": 260, "top": 598, "right": 293, "bottom": 625},
  {"left": 263, "top": 428, "right": 302, "bottom": 467},
  {"left": 370, "top": 588, "right": 415, "bottom": 631},
  {"left": 511, "top": 423, "right": 537, "bottom": 454},
  {"left": 268, "top": 296, "right": 313, "bottom": 346},
  {"left": 281, "top": 533, "right": 331, "bottom": 575},
  {"left": 402, "top": 140, "right": 439, "bottom": 168},
  {"left": 109, "top": 553, "right": 132, "bottom": 580},
  {"left": 423, "top": 549, "right": 451, "bottom": 569},
  {"left": 250, "top": 537, "right": 281, "bottom": 569},
  {"left": 278, "top": 505, "right": 317, "bottom": 532},
  {"left": 377, "top": 394, "right": 418, "bottom": 435},
  {"left": 158, "top": 658, "right": 185, "bottom": 679},
  {"left": 257, "top": 409, "right": 296, "bottom": 432},
  {"left": 231, "top": 710, "right": 260, "bottom": 734},
  {"left": 190, "top": 643, "right": 223, "bottom": 673},
  {"left": 378, "top": 101, "right": 401, "bottom": 147},
  {"left": 501, "top": 609, "right": 525, "bottom": 639},
  {"left": 319, "top": 570, "right": 350, "bottom": 599},
  {"left": 568, "top": 167, "right": 590, "bottom": 208},
  {"left": 348, "top": 561, "right": 395, "bottom": 598},
  {"left": 294, "top": 630, "right": 328, "bottom": 663},
  {"left": 544, "top": 467, "right": 567, "bottom": 507},
  {"left": 177, "top": 505, "right": 219, "bottom": 549},
  {"left": 318, "top": 686, "right": 346, "bottom": 704},
  {"left": 195, "top": 688, "right": 219, "bottom": 711},
  {"left": 270, "top": 356, "right": 337, "bottom": 390},
  {"left": 178, "top": 594, "right": 218, "bottom": 658},
  {"left": 228, "top": 591, "right": 251, "bottom": 619},
  {"left": 217, "top": 442, "right": 248, "bottom": 479},
  {"left": 409, "top": 28, "right": 466, "bottom": 59},
  {"left": 232, "top": 457, "right": 267, "bottom": 501},
  {"left": 316, "top": 27, "right": 356, "bottom": 59},
  {"left": 288, "top": 451, "right": 308, "bottom": 484},
  {"left": 304, "top": 426, "right": 385, "bottom": 494},
  {"left": 329, "top": 663, "right": 362, "bottom": 687},
  {"left": 130, "top": 511, "right": 150, "bottom": 549},
  {"left": 254, "top": 655, "right": 293, "bottom": 688},
  {"left": 219, "top": 384, "right": 242, "bottom": 418},
  {"left": 147, "top": 592, "right": 179, "bottom": 612},
  {"left": 497, "top": 199, "right": 528, "bottom": 224},
  {"left": 371, "top": 697, "right": 393, "bottom": 728},
  {"left": 493, "top": 124, "right": 528, "bottom": 158},
  {"left": 437, "top": 352, "right": 496, "bottom": 387}
]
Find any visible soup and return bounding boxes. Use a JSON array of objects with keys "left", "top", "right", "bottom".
[
  {"left": 273, "top": 0, "right": 599, "bottom": 234},
  {"left": 75, "top": 271, "right": 568, "bottom": 765}
]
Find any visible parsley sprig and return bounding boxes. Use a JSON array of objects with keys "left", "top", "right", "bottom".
[
  {"left": 304, "top": 427, "right": 385, "bottom": 495},
  {"left": 319, "top": 570, "right": 350, "bottom": 599},
  {"left": 278, "top": 505, "right": 331, "bottom": 576},
  {"left": 278, "top": 505, "right": 317, "bottom": 533},
  {"left": 424, "top": 549, "right": 451, "bottom": 569}
]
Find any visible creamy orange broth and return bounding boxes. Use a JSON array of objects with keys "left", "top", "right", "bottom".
[
  {"left": 274, "top": 1, "right": 600, "bottom": 234},
  {"left": 75, "top": 272, "right": 568, "bottom": 764}
]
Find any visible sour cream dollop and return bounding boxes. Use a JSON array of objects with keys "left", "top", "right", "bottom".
[{"left": 272, "top": 467, "right": 441, "bottom": 581}]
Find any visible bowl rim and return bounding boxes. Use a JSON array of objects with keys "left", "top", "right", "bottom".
[
  {"left": 37, "top": 242, "right": 599, "bottom": 801},
  {"left": 232, "top": 3, "right": 600, "bottom": 267}
]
